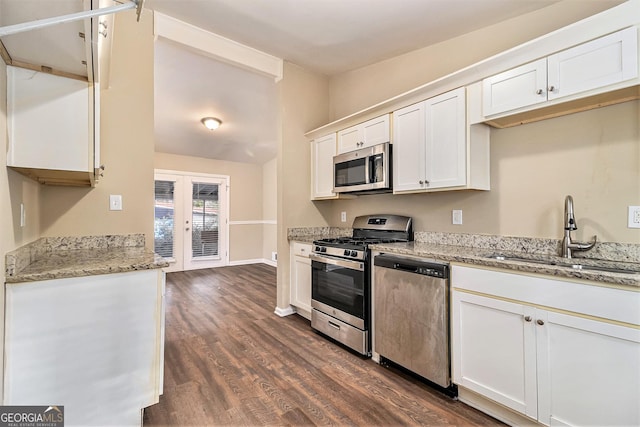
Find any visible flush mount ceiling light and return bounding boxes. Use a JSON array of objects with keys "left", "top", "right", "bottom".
[{"left": 201, "top": 117, "right": 222, "bottom": 130}]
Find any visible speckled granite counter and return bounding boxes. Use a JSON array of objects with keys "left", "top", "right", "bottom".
[
  {"left": 370, "top": 232, "right": 640, "bottom": 288},
  {"left": 287, "top": 227, "right": 640, "bottom": 287},
  {"left": 287, "top": 227, "right": 352, "bottom": 244},
  {"left": 5, "top": 234, "right": 169, "bottom": 283}
]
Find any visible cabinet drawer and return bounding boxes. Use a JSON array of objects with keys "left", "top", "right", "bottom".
[
  {"left": 452, "top": 265, "right": 640, "bottom": 325},
  {"left": 292, "top": 242, "right": 312, "bottom": 257}
]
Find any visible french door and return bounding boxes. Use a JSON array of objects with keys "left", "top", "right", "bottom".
[{"left": 154, "top": 171, "right": 229, "bottom": 272}]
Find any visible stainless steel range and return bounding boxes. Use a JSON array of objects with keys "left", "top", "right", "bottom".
[{"left": 310, "top": 214, "right": 413, "bottom": 355}]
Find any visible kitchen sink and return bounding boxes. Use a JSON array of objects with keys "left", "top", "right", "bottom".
[{"left": 485, "top": 254, "right": 640, "bottom": 275}]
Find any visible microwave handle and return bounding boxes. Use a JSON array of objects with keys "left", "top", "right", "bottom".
[{"left": 364, "top": 154, "right": 370, "bottom": 184}]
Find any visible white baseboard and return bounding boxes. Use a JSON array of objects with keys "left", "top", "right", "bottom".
[
  {"left": 229, "top": 258, "right": 276, "bottom": 267},
  {"left": 274, "top": 306, "right": 296, "bottom": 317}
]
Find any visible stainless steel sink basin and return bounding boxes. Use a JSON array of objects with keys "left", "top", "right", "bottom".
[{"left": 485, "top": 254, "right": 640, "bottom": 275}]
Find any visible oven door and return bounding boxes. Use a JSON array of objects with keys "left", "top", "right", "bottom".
[{"left": 310, "top": 254, "right": 366, "bottom": 327}]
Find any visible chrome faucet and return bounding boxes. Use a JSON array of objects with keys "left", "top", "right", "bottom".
[{"left": 561, "top": 195, "right": 596, "bottom": 258}]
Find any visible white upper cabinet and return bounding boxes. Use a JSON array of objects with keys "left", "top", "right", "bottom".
[
  {"left": 483, "top": 27, "right": 638, "bottom": 118},
  {"left": 310, "top": 133, "right": 337, "bottom": 200},
  {"left": 482, "top": 58, "right": 547, "bottom": 116},
  {"left": 337, "top": 114, "right": 390, "bottom": 154},
  {"left": 1, "top": 0, "right": 109, "bottom": 186},
  {"left": 392, "top": 102, "right": 425, "bottom": 193},
  {"left": 547, "top": 27, "right": 638, "bottom": 100},
  {"left": 7, "top": 66, "right": 90, "bottom": 173},
  {"left": 393, "top": 87, "right": 489, "bottom": 193}
]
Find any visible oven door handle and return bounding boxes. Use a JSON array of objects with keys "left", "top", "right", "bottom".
[{"left": 310, "top": 254, "right": 364, "bottom": 272}]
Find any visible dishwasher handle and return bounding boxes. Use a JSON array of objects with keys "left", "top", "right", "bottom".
[{"left": 374, "top": 254, "right": 449, "bottom": 279}]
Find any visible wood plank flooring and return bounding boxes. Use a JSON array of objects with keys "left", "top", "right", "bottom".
[{"left": 143, "top": 264, "right": 503, "bottom": 426}]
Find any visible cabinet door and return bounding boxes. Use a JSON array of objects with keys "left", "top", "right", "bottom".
[
  {"left": 7, "top": 66, "right": 90, "bottom": 172},
  {"left": 337, "top": 125, "right": 362, "bottom": 154},
  {"left": 361, "top": 114, "right": 390, "bottom": 148},
  {"left": 392, "top": 102, "right": 426, "bottom": 192},
  {"left": 547, "top": 26, "right": 638, "bottom": 101},
  {"left": 311, "top": 134, "right": 336, "bottom": 199},
  {"left": 4, "top": 271, "right": 163, "bottom": 425},
  {"left": 482, "top": 58, "right": 547, "bottom": 116},
  {"left": 536, "top": 310, "right": 640, "bottom": 427},
  {"left": 337, "top": 114, "right": 390, "bottom": 154},
  {"left": 452, "top": 291, "right": 538, "bottom": 419},
  {"left": 290, "top": 243, "right": 312, "bottom": 319},
  {"left": 425, "top": 87, "right": 466, "bottom": 189}
]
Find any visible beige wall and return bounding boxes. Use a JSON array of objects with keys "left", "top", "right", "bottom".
[
  {"left": 154, "top": 152, "right": 274, "bottom": 262},
  {"left": 277, "top": 62, "right": 332, "bottom": 310},
  {"left": 38, "top": 10, "right": 156, "bottom": 247},
  {"left": 277, "top": 0, "right": 639, "bottom": 310},
  {"left": 263, "top": 157, "right": 277, "bottom": 261},
  {"left": 321, "top": 1, "right": 640, "bottom": 245},
  {"left": 329, "top": 101, "right": 640, "bottom": 243},
  {"left": 329, "top": 1, "right": 624, "bottom": 120}
]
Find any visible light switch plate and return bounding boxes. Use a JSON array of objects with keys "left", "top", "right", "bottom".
[
  {"left": 452, "top": 209, "right": 463, "bottom": 225},
  {"left": 629, "top": 206, "right": 640, "bottom": 228},
  {"left": 110, "top": 195, "right": 123, "bottom": 211}
]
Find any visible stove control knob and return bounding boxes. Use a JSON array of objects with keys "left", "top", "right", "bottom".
[
  {"left": 350, "top": 250, "right": 358, "bottom": 257},
  {"left": 343, "top": 249, "right": 350, "bottom": 256},
  {"left": 315, "top": 246, "right": 321, "bottom": 252},
  {"left": 321, "top": 247, "right": 327, "bottom": 253}
]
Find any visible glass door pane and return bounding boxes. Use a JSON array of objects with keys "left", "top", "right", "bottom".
[
  {"left": 154, "top": 180, "right": 175, "bottom": 259},
  {"left": 191, "top": 182, "right": 220, "bottom": 259}
]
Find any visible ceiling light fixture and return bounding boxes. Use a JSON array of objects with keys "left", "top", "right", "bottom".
[{"left": 201, "top": 117, "right": 222, "bottom": 130}]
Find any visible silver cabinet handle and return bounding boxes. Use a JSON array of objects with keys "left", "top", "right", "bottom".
[
  {"left": 419, "top": 180, "right": 424, "bottom": 185},
  {"left": 524, "top": 316, "right": 532, "bottom": 322},
  {"left": 548, "top": 85, "right": 555, "bottom": 92},
  {"left": 328, "top": 321, "right": 341, "bottom": 330},
  {"left": 536, "top": 89, "right": 543, "bottom": 95},
  {"left": 186, "top": 228, "right": 190, "bottom": 231},
  {"left": 536, "top": 319, "right": 545, "bottom": 326}
]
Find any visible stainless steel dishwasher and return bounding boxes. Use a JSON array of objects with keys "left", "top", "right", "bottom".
[{"left": 373, "top": 254, "right": 451, "bottom": 390}]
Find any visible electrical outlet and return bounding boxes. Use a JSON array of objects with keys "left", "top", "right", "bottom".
[
  {"left": 452, "top": 209, "right": 463, "bottom": 225},
  {"left": 271, "top": 252, "right": 277, "bottom": 262},
  {"left": 341, "top": 211, "right": 347, "bottom": 222},
  {"left": 629, "top": 206, "right": 640, "bottom": 229},
  {"left": 110, "top": 195, "right": 123, "bottom": 211}
]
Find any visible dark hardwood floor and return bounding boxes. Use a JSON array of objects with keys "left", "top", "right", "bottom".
[{"left": 143, "top": 264, "right": 502, "bottom": 426}]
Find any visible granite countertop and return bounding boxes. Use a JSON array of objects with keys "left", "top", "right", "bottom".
[
  {"left": 370, "top": 241, "right": 640, "bottom": 288},
  {"left": 287, "top": 227, "right": 640, "bottom": 288},
  {"left": 5, "top": 234, "right": 169, "bottom": 284}
]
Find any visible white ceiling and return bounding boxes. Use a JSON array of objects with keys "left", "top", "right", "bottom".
[
  {"left": 149, "top": 0, "right": 583, "bottom": 165},
  {"left": 0, "top": 0, "right": 620, "bottom": 165},
  {"left": 154, "top": 39, "right": 279, "bottom": 164}
]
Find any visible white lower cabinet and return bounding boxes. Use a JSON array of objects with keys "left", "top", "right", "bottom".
[
  {"left": 290, "top": 242, "right": 312, "bottom": 319},
  {"left": 4, "top": 270, "right": 165, "bottom": 426},
  {"left": 452, "top": 292, "right": 538, "bottom": 418},
  {"left": 452, "top": 266, "right": 640, "bottom": 426}
]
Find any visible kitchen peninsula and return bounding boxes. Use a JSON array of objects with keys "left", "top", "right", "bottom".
[{"left": 4, "top": 234, "right": 167, "bottom": 426}]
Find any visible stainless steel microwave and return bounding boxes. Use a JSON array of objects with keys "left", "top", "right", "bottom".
[{"left": 333, "top": 142, "right": 392, "bottom": 194}]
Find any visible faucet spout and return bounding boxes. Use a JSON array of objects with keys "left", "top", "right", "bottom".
[
  {"left": 564, "top": 195, "right": 577, "bottom": 231},
  {"left": 561, "top": 195, "right": 596, "bottom": 258}
]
